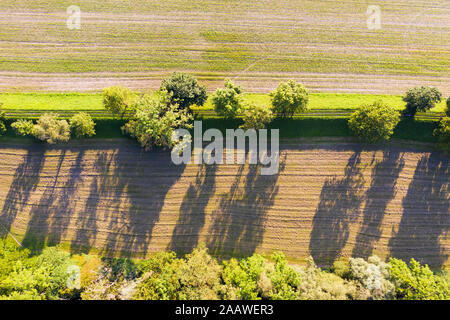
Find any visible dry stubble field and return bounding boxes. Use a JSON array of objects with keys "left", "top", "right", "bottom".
[{"left": 0, "top": 138, "right": 448, "bottom": 268}]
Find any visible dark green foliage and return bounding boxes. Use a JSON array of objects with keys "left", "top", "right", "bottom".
[
  {"left": 160, "top": 72, "right": 207, "bottom": 111},
  {"left": 122, "top": 93, "right": 193, "bottom": 150},
  {"left": 0, "top": 110, "right": 6, "bottom": 136},
  {"left": 348, "top": 101, "right": 401, "bottom": 143},
  {"left": 402, "top": 86, "right": 442, "bottom": 116},
  {"left": 101, "top": 258, "right": 139, "bottom": 282},
  {"left": 433, "top": 117, "right": 450, "bottom": 153}
]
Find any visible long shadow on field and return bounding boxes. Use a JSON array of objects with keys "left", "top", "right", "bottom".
[
  {"left": 309, "top": 151, "right": 365, "bottom": 266},
  {"left": 70, "top": 151, "right": 107, "bottom": 253},
  {"left": 389, "top": 153, "right": 449, "bottom": 269},
  {"left": 22, "top": 150, "right": 84, "bottom": 251},
  {"left": 169, "top": 164, "right": 217, "bottom": 254},
  {"left": 352, "top": 150, "right": 405, "bottom": 258},
  {"left": 0, "top": 146, "right": 45, "bottom": 238},
  {"left": 97, "top": 147, "right": 185, "bottom": 256},
  {"left": 206, "top": 155, "right": 286, "bottom": 257}
]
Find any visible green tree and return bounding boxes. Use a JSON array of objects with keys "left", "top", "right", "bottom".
[
  {"left": 0, "top": 240, "right": 75, "bottom": 300},
  {"left": 211, "top": 79, "right": 244, "bottom": 119},
  {"left": 270, "top": 80, "right": 309, "bottom": 118},
  {"left": 11, "top": 119, "right": 34, "bottom": 136},
  {"left": 265, "top": 252, "right": 301, "bottom": 300},
  {"left": 70, "top": 112, "right": 96, "bottom": 138},
  {"left": 434, "top": 117, "right": 450, "bottom": 153},
  {"left": 389, "top": 258, "right": 449, "bottom": 300},
  {"left": 0, "top": 110, "right": 7, "bottom": 136},
  {"left": 222, "top": 254, "right": 266, "bottom": 300},
  {"left": 348, "top": 101, "right": 400, "bottom": 143},
  {"left": 240, "top": 103, "right": 274, "bottom": 130},
  {"left": 176, "top": 244, "right": 224, "bottom": 300},
  {"left": 160, "top": 72, "right": 207, "bottom": 111},
  {"left": 122, "top": 93, "right": 192, "bottom": 150},
  {"left": 103, "top": 86, "right": 136, "bottom": 119},
  {"left": 402, "top": 86, "right": 442, "bottom": 116},
  {"left": 32, "top": 113, "right": 71, "bottom": 144},
  {"left": 134, "top": 252, "right": 181, "bottom": 300}
]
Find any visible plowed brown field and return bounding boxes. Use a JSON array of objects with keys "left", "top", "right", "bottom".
[{"left": 0, "top": 139, "right": 448, "bottom": 268}]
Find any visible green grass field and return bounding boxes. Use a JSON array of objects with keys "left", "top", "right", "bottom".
[
  {"left": 0, "top": 92, "right": 446, "bottom": 113},
  {"left": 0, "top": 0, "right": 448, "bottom": 93}
]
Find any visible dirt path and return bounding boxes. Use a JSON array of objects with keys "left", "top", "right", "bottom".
[{"left": 0, "top": 138, "right": 448, "bottom": 268}]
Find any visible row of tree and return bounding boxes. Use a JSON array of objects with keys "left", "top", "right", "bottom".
[
  {"left": 0, "top": 74, "right": 449, "bottom": 152},
  {"left": 102, "top": 73, "right": 450, "bottom": 152},
  {"left": 0, "top": 239, "right": 448, "bottom": 300}
]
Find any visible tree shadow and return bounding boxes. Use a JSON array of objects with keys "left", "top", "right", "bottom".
[
  {"left": 352, "top": 149, "right": 405, "bottom": 258},
  {"left": 70, "top": 151, "right": 109, "bottom": 253},
  {"left": 169, "top": 163, "right": 217, "bottom": 254},
  {"left": 309, "top": 151, "right": 365, "bottom": 265},
  {"left": 98, "top": 147, "right": 185, "bottom": 256},
  {"left": 21, "top": 149, "right": 77, "bottom": 251},
  {"left": 389, "top": 153, "right": 449, "bottom": 269},
  {"left": 207, "top": 154, "right": 286, "bottom": 257},
  {"left": 0, "top": 146, "right": 45, "bottom": 239}
]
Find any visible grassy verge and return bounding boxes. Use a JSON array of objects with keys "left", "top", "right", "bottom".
[{"left": 1, "top": 92, "right": 446, "bottom": 113}]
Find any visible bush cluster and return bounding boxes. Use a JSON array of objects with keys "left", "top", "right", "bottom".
[
  {"left": 10, "top": 112, "right": 96, "bottom": 144},
  {"left": 4, "top": 239, "right": 446, "bottom": 301}
]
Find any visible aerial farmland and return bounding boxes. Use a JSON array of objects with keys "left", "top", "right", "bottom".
[{"left": 0, "top": 0, "right": 448, "bottom": 302}]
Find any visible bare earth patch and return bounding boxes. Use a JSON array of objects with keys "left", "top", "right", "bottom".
[{"left": 0, "top": 139, "right": 448, "bottom": 268}]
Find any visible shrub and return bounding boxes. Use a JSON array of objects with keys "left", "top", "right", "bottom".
[
  {"left": 389, "top": 258, "right": 449, "bottom": 300},
  {"left": 433, "top": 117, "right": 450, "bottom": 153},
  {"left": 176, "top": 244, "right": 224, "bottom": 300},
  {"left": 402, "top": 86, "right": 442, "bottom": 116},
  {"left": 348, "top": 101, "right": 400, "bottom": 143},
  {"left": 0, "top": 111, "right": 7, "bottom": 136},
  {"left": 160, "top": 72, "right": 207, "bottom": 111},
  {"left": 211, "top": 79, "right": 244, "bottom": 119},
  {"left": 297, "top": 257, "right": 360, "bottom": 300},
  {"left": 270, "top": 80, "right": 309, "bottom": 118},
  {"left": 134, "top": 252, "right": 181, "bottom": 300},
  {"left": 349, "top": 256, "right": 395, "bottom": 300},
  {"left": 222, "top": 254, "right": 266, "bottom": 300},
  {"left": 264, "top": 252, "right": 301, "bottom": 300},
  {"left": 331, "top": 257, "right": 351, "bottom": 279},
  {"left": 11, "top": 119, "right": 34, "bottom": 136},
  {"left": 32, "top": 113, "right": 71, "bottom": 144},
  {"left": 240, "top": 103, "right": 274, "bottom": 130},
  {"left": 103, "top": 86, "right": 136, "bottom": 119},
  {"left": 122, "top": 93, "right": 193, "bottom": 150},
  {"left": 70, "top": 112, "right": 96, "bottom": 138}
]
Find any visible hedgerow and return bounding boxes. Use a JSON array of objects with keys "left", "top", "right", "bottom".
[{"left": 2, "top": 239, "right": 448, "bottom": 300}]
